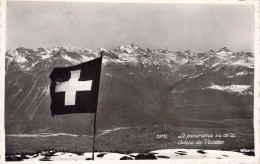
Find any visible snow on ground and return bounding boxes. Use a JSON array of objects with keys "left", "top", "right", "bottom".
[
  {"left": 15, "top": 55, "right": 28, "bottom": 63},
  {"left": 216, "top": 51, "right": 233, "bottom": 57},
  {"left": 11, "top": 152, "right": 133, "bottom": 161},
  {"left": 41, "top": 53, "right": 51, "bottom": 59},
  {"left": 6, "top": 133, "right": 79, "bottom": 138},
  {"left": 116, "top": 45, "right": 137, "bottom": 53},
  {"left": 206, "top": 85, "right": 251, "bottom": 94},
  {"left": 79, "top": 55, "right": 94, "bottom": 62},
  {"left": 61, "top": 54, "right": 78, "bottom": 63},
  {"left": 105, "top": 73, "right": 112, "bottom": 77},
  {"left": 46, "top": 152, "right": 132, "bottom": 161},
  {"left": 149, "top": 149, "right": 254, "bottom": 160},
  {"left": 7, "top": 149, "right": 254, "bottom": 161},
  {"left": 6, "top": 127, "right": 131, "bottom": 138},
  {"left": 230, "top": 57, "right": 254, "bottom": 68},
  {"left": 98, "top": 127, "right": 131, "bottom": 136},
  {"left": 236, "top": 72, "right": 247, "bottom": 76},
  {"left": 117, "top": 53, "right": 139, "bottom": 65}
]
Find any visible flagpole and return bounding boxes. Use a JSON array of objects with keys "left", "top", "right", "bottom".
[
  {"left": 92, "top": 52, "right": 103, "bottom": 160},
  {"left": 92, "top": 112, "right": 97, "bottom": 160}
]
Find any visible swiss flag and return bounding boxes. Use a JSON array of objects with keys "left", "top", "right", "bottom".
[{"left": 49, "top": 56, "right": 102, "bottom": 116}]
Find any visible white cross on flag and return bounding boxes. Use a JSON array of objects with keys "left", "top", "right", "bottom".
[{"left": 49, "top": 56, "right": 102, "bottom": 116}]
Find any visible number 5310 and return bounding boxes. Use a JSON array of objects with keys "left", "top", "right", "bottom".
[{"left": 156, "top": 134, "right": 168, "bottom": 139}]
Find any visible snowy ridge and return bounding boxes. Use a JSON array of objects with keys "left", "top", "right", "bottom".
[{"left": 5, "top": 45, "right": 254, "bottom": 72}]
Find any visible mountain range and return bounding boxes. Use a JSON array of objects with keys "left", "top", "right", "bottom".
[{"left": 5, "top": 44, "right": 254, "bottom": 152}]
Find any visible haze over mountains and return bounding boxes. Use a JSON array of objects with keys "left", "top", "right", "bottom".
[{"left": 5, "top": 44, "right": 254, "bottom": 152}]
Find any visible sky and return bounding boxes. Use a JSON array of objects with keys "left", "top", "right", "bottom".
[{"left": 7, "top": 2, "right": 255, "bottom": 53}]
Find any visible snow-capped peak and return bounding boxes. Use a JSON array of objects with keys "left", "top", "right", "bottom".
[
  {"left": 115, "top": 44, "right": 138, "bottom": 53},
  {"left": 97, "top": 48, "right": 108, "bottom": 52},
  {"left": 130, "top": 43, "right": 138, "bottom": 49},
  {"left": 216, "top": 47, "right": 233, "bottom": 57},
  {"left": 217, "top": 47, "right": 231, "bottom": 53},
  {"left": 5, "top": 46, "right": 254, "bottom": 73},
  {"left": 84, "top": 48, "right": 92, "bottom": 52},
  {"left": 208, "top": 49, "right": 214, "bottom": 53}
]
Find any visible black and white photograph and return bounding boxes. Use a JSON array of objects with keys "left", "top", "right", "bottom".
[{"left": 2, "top": 0, "right": 259, "bottom": 162}]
